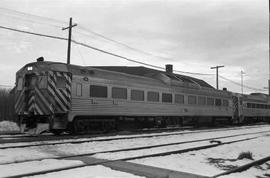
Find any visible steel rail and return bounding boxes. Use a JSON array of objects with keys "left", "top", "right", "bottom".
[
  {"left": 213, "top": 156, "right": 270, "bottom": 177},
  {"left": 2, "top": 131, "right": 268, "bottom": 165},
  {"left": 3, "top": 136, "right": 261, "bottom": 178},
  {"left": 1, "top": 125, "right": 269, "bottom": 149}
]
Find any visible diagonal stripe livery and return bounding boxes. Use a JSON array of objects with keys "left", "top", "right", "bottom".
[{"left": 15, "top": 71, "right": 71, "bottom": 116}]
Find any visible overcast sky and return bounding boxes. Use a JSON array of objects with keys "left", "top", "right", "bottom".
[{"left": 0, "top": 0, "right": 268, "bottom": 94}]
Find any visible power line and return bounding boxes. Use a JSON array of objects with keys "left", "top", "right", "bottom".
[
  {"left": 0, "top": 7, "right": 66, "bottom": 27},
  {"left": 219, "top": 75, "right": 266, "bottom": 92},
  {"left": 77, "top": 26, "right": 173, "bottom": 61},
  {"left": 0, "top": 25, "right": 67, "bottom": 41},
  {"left": 0, "top": 12, "right": 63, "bottom": 28},
  {"left": 0, "top": 8, "right": 214, "bottom": 76},
  {"left": 0, "top": 24, "right": 213, "bottom": 76},
  {"left": 72, "top": 39, "right": 165, "bottom": 70},
  {"left": 1, "top": 24, "right": 265, "bottom": 92},
  {"left": 77, "top": 26, "right": 214, "bottom": 76}
]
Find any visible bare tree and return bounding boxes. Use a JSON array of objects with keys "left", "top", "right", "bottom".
[{"left": 0, "top": 88, "right": 15, "bottom": 122}]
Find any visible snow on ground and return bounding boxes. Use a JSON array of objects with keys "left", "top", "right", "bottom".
[
  {"left": 26, "top": 165, "right": 145, "bottom": 178},
  {"left": 92, "top": 134, "right": 263, "bottom": 160},
  {"left": 0, "top": 158, "right": 145, "bottom": 178},
  {"left": 0, "top": 159, "right": 84, "bottom": 177},
  {"left": 130, "top": 134, "right": 270, "bottom": 177},
  {"left": 0, "top": 126, "right": 269, "bottom": 164},
  {"left": 0, "top": 121, "right": 19, "bottom": 132},
  {"left": 219, "top": 161, "right": 270, "bottom": 178}
]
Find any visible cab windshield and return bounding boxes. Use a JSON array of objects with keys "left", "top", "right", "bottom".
[
  {"left": 25, "top": 74, "right": 47, "bottom": 89},
  {"left": 25, "top": 74, "right": 37, "bottom": 89}
]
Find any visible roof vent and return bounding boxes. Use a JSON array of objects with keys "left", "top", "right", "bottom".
[
  {"left": 36, "top": 57, "right": 44, "bottom": 62},
  {"left": 166, "top": 64, "right": 173, "bottom": 73}
]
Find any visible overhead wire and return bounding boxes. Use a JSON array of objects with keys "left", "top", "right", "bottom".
[
  {"left": 72, "top": 35, "right": 87, "bottom": 66},
  {"left": 1, "top": 7, "right": 215, "bottom": 76},
  {"left": 77, "top": 26, "right": 215, "bottom": 76},
  {"left": 219, "top": 75, "right": 267, "bottom": 92},
  {"left": 77, "top": 25, "right": 173, "bottom": 60},
  {"left": 0, "top": 25, "right": 67, "bottom": 41},
  {"left": 0, "top": 7, "right": 66, "bottom": 27},
  {"left": 0, "top": 12, "right": 63, "bottom": 28},
  {"left": 0, "top": 24, "right": 266, "bottom": 92}
]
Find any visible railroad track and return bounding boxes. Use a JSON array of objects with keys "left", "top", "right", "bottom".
[
  {"left": 0, "top": 123, "right": 267, "bottom": 141},
  {"left": 1, "top": 130, "right": 269, "bottom": 165},
  {"left": 2, "top": 132, "right": 267, "bottom": 178},
  {"left": 213, "top": 156, "right": 270, "bottom": 177},
  {"left": 1, "top": 124, "right": 269, "bottom": 149}
]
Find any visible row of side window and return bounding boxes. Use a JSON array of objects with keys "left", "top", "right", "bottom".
[
  {"left": 247, "top": 103, "right": 270, "bottom": 110},
  {"left": 76, "top": 84, "right": 229, "bottom": 106}
]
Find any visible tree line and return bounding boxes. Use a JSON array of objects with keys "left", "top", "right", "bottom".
[{"left": 0, "top": 88, "right": 15, "bottom": 122}]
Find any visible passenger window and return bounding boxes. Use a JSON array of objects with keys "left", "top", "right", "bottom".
[
  {"left": 198, "top": 96, "right": 206, "bottom": 105},
  {"left": 38, "top": 75, "right": 47, "bottom": 89},
  {"left": 17, "top": 77, "right": 23, "bottom": 91},
  {"left": 131, "top": 89, "right": 144, "bottom": 101},
  {"left": 207, "top": 98, "right": 214, "bottom": 105},
  {"left": 112, "top": 87, "right": 127, "bottom": 99},
  {"left": 76, "top": 83, "right": 82, "bottom": 96},
  {"left": 162, "top": 93, "right": 172, "bottom": 103},
  {"left": 147, "top": 91, "right": 159, "bottom": 102},
  {"left": 56, "top": 76, "right": 66, "bottom": 88},
  {"left": 90, "top": 85, "right": 107, "bottom": 98},
  {"left": 222, "top": 99, "right": 229, "bottom": 107},
  {"left": 175, "top": 94, "right": 184, "bottom": 104},
  {"left": 215, "top": 99, "right": 222, "bottom": 106},
  {"left": 188, "top": 95, "right": 197, "bottom": 104}
]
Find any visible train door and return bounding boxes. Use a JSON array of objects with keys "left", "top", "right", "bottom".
[
  {"left": 25, "top": 74, "right": 38, "bottom": 114},
  {"left": 47, "top": 71, "right": 72, "bottom": 130}
]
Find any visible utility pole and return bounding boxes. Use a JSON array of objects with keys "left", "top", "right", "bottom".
[
  {"left": 269, "top": 1, "right": 270, "bottom": 95},
  {"left": 62, "top": 18, "right": 77, "bottom": 64},
  {"left": 241, "top": 70, "right": 245, "bottom": 95},
  {"left": 210, "top": 65, "right": 224, "bottom": 90}
]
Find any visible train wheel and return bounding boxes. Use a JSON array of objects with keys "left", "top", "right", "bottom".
[
  {"left": 71, "top": 118, "right": 82, "bottom": 135},
  {"left": 51, "top": 129, "right": 63, "bottom": 135}
]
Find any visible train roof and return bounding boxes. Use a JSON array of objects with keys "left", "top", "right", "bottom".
[
  {"left": 18, "top": 60, "right": 215, "bottom": 90},
  {"left": 92, "top": 66, "right": 215, "bottom": 89}
]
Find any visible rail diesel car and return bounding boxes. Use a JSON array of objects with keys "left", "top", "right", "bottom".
[{"left": 14, "top": 58, "right": 270, "bottom": 134}]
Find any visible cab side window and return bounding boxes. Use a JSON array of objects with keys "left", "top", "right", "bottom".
[
  {"left": 38, "top": 75, "right": 47, "bottom": 89},
  {"left": 56, "top": 76, "right": 66, "bottom": 89}
]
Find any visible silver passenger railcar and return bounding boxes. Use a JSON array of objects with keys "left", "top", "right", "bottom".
[{"left": 14, "top": 58, "right": 268, "bottom": 134}]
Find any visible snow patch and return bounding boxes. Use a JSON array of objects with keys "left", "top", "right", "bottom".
[
  {"left": 0, "top": 121, "right": 19, "bottom": 132},
  {"left": 27, "top": 165, "right": 145, "bottom": 178}
]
